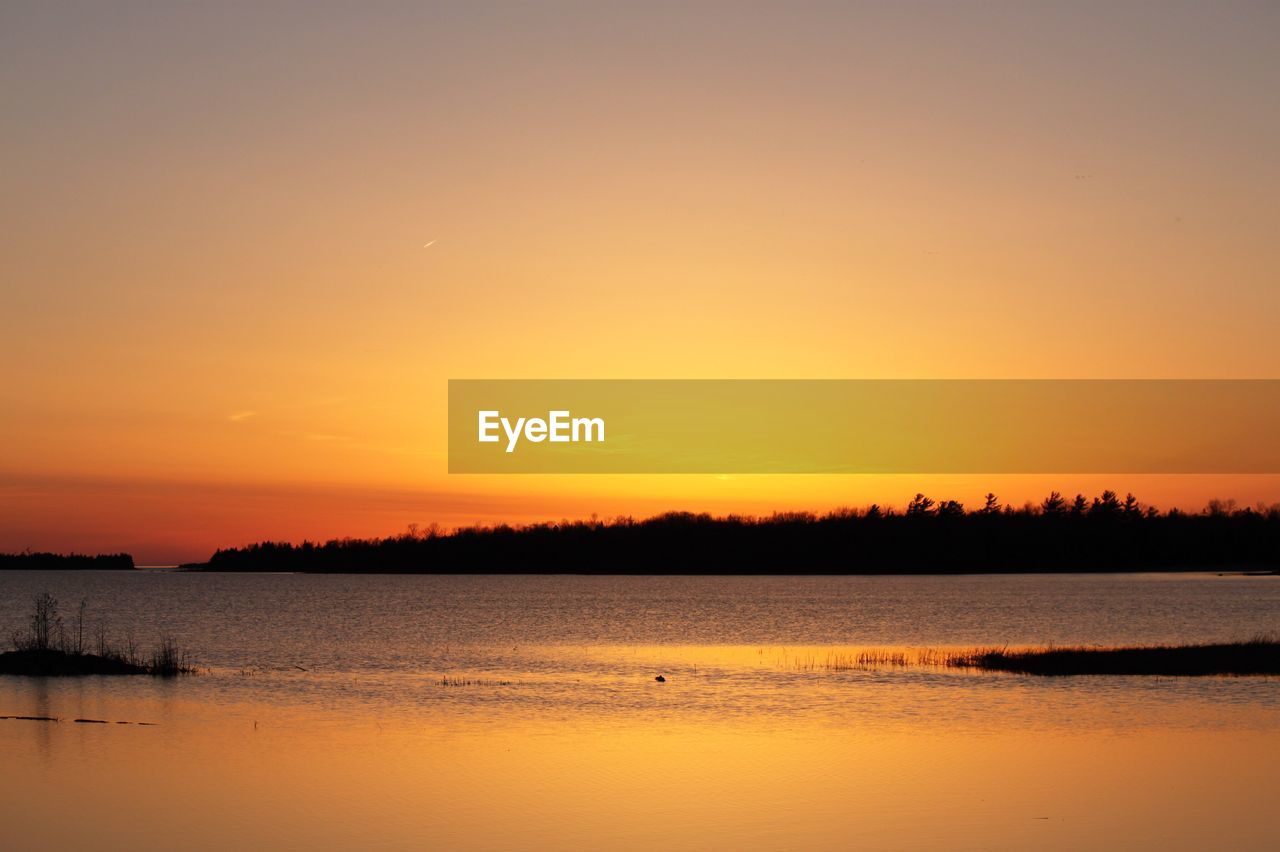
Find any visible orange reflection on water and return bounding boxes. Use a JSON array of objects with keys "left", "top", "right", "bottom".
[{"left": 1, "top": 672, "right": 1277, "bottom": 850}]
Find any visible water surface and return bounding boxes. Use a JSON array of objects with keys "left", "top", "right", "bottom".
[{"left": 1, "top": 572, "right": 1276, "bottom": 850}]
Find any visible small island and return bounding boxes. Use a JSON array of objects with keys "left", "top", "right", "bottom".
[
  {"left": 0, "top": 593, "right": 193, "bottom": 677},
  {"left": 949, "top": 638, "right": 1280, "bottom": 676}
]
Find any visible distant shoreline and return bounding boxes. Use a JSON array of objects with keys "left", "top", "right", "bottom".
[
  {"left": 0, "top": 553, "right": 134, "bottom": 571},
  {"left": 177, "top": 493, "right": 1279, "bottom": 574},
  {"left": 179, "top": 567, "right": 1280, "bottom": 576},
  {"left": 9, "top": 492, "right": 1279, "bottom": 576},
  {"left": 4, "top": 567, "right": 1277, "bottom": 576}
]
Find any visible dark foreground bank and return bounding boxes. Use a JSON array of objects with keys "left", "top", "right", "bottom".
[
  {"left": 0, "top": 648, "right": 154, "bottom": 676},
  {"left": 951, "top": 639, "right": 1280, "bottom": 676}
]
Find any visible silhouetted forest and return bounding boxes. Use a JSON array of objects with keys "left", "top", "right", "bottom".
[
  {"left": 0, "top": 552, "right": 135, "bottom": 571},
  {"left": 184, "top": 492, "right": 1280, "bottom": 574}
]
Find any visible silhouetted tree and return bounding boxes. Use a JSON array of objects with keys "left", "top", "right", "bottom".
[
  {"left": 1041, "top": 491, "right": 1066, "bottom": 516},
  {"left": 1207, "top": 498, "right": 1238, "bottom": 516},
  {"left": 906, "top": 493, "right": 936, "bottom": 516},
  {"left": 1091, "top": 490, "right": 1122, "bottom": 517}
]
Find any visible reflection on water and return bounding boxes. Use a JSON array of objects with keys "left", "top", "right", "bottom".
[{"left": 0, "top": 572, "right": 1277, "bottom": 850}]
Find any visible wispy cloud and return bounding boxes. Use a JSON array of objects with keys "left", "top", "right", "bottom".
[
  {"left": 303, "top": 433, "right": 352, "bottom": 443},
  {"left": 227, "top": 411, "right": 258, "bottom": 422}
]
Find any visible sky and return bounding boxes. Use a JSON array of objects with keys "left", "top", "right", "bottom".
[{"left": 2, "top": 1, "right": 1279, "bottom": 563}]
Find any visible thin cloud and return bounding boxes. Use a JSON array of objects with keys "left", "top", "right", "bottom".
[
  {"left": 227, "top": 411, "right": 258, "bottom": 422},
  {"left": 304, "top": 433, "right": 352, "bottom": 443}
]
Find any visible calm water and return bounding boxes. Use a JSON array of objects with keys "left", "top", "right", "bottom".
[{"left": 1, "top": 572, "right": 1277, "bottom": 850}]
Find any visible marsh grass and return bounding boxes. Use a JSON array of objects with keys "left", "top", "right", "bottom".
[
  {"left": 945, "top": 636, "right": 1280, "bottom": 676},
  {"left": 777, "top": 639, "right": 1280, "bottom": 676},
  {"left": 786, "top": 647, "right": 951, "bottom": 671},
  {"left": 149, "top": 636, "right": 193, "bottom": 677},
  {"left": 438, "top": 675, "right": 515, "bottom": 687},
  {"left": 1, "top": 592, "right": 196, "bottom": 677}
]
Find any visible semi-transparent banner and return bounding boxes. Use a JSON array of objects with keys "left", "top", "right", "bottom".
[{"left": 448, "top": 380, "right": 1280, "bottom": 473}]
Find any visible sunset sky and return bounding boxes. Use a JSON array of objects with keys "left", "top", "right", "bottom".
[{"left": 3, "top": 1, "right": 1279, "bottom": 563}]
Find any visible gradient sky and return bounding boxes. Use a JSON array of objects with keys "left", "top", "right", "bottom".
[{"left": 3, "top": 1, "right": 1279, "bottom": 562}]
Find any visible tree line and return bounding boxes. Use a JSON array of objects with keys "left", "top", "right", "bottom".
[
  {"left": 0, "top": 552, "right": 135, "bottom": 571},
  {"left": 187, "top": 491, "right": 1280, "bottom": 574}
]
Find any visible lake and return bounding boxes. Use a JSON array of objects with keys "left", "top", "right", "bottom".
[{"left": 1, "top": 571, "right": 1277, "bottom": 850}]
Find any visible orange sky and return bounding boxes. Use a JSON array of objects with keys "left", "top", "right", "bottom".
[{"left": 3, "top": 2, "right": 1279, "bottom": 562}]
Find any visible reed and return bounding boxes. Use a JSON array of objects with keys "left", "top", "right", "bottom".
[
  {"left": 438, "top": 675, "right": 515, "bottom": 687},
  {"left": 787, "top": 647, "right": 952, "bottom": 671},
  {"left": 149, "top": 636, "right": 194, "bottom": 677}
]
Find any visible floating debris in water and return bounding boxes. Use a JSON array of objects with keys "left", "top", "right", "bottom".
[
  {"left": 0, "top": 715, "right": 59, "bottom": 722},
  {"left": 0, "top": 715, "right": 156, "bottom": 725}
]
